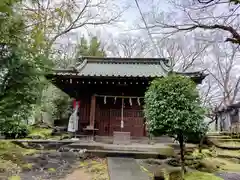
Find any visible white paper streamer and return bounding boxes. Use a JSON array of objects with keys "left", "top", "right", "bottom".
[
  {"left": 67, "top": 104, "right": 79, "bottom": 132},
  {"left": 104, "top": 96, "right": 107, "bottom": 104},
  {"left": 137, "top": 98, "right": 141, "bottom": 106},
  {"left": 114, "top": 97, "right": 117, "bottom": 104},
  {"left": 129, "top": 98, "right": 132, "bottom": 106}
]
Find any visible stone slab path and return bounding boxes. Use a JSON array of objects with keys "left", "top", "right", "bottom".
[
  {"left": 107, "top": 157, "right": 149, "bottom": 180},
  {"left": 61, "top": 169, "right": 91, "bottom": 180}
]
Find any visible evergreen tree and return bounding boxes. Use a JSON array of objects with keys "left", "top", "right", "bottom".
[
  {"left": 0, "top": 0, "right": 48, "bottom": 137},
  {"left": 144, "top": 75, "right": 207, "bottom": 177},
  {"left": 75, "top": 36, "right": 106, "bottom": 59}
]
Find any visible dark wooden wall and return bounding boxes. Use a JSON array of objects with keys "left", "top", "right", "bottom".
[
  {"left": 73, "top": 79, "right": 147, "bottom": 136},
  {"left": 77, "top": 96, "right": 91, "bottom": 134},
  {"left": 95, "top": 97, "right": 145, "bottom": 137},
  {"left": 53, "top": 77, "right": 148, "bottom": 136}
]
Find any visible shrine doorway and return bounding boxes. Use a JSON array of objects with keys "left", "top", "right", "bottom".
[{"left": 95, "top": 95, "right": 146, "bottom": 137}]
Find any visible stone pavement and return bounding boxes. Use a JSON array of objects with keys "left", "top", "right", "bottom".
[{"left": 107, "top": 157, "right": 149, "bottom": 180}]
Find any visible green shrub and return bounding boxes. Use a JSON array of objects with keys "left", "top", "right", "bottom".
[
  {"left": 186, "top": 132, "right": 202, "bottom": 144},
  {"left": 0, "top": 120, "right": 29, "bottom": 139}
]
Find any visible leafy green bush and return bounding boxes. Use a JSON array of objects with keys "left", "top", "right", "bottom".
[
  {"left": 144, "top": 74, "right": 207, "bottom": 176},
  {"left": 186, "top": 132, "right": 202, "bottom": 144},
  {"left": 0, "top": 120, "right": 29, "bottom": 139}
]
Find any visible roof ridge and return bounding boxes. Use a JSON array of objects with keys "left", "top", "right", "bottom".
[
  {"left": 75, "top": 59, "right": 88, "bottom": 72},
  {"left": 79, "top": 56, "right": 168, "bottom": 64}
]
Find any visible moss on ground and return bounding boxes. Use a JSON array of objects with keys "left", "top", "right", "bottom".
[
  {"left": 27, "top": 128, "right": 52, "bottom": 139},
  {"left": 139, "top": 165, "right": 153, "bottom": 178},
  {"left": 79, "top": 158, "right": 109, "bottom": 180},
  {"left": 0, "top": 159, "right": 21, "bottom": 174},
  {"left": 8, "top": 175, "right": 21, "bottom": 180},
  {"left": 215, "top": 148, "right": 240, "bottom": 157},
  {"left": 217, "top": 141, "right": 240, "bottom": 147},
  {"left": 48, "top": 168, "right": 56, "bottom": 172},
  {"left": 21, "top": 163, "right": 33, "bottom": 171},
  {"left": 184, "top": 172, "right": 223, "bottom": 180},
  {"left": 191, "top": 149, "right": 213, "bottom": 159},
  {"left": 0, "top": 141, "right": 38, "bottom": 174},
  {"left": 207, "top": 157, "right": 240, "bottom": 172},
  {"left": 186, "top": 147, "right": 240, "bottom": 172},
  {"left": 158, "top": 146, "right": 175, "bottom": 157}
]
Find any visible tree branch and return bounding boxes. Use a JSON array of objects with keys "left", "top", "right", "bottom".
[{"left": 163, "top": 23, "right": 240, "bottom": 44}]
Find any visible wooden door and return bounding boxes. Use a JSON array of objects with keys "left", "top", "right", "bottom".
[
  {"left": 109, "top": 109, "right": 122, "bottom": 134},
  {"left": 95, "top": 108, "right": 110, "bottom": 136},
  {"left": 109, "top": 109, "right": 145, "bottom": 137}
]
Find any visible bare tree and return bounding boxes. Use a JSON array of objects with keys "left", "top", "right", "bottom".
[
  {"left": 141, "top": 0, "right": 240, "bottom": 45},
  {"left": 106, "top": 34, "right": 151, "bottom": 57},
  {"left": 200, "top": 43, "right": 240, "bottom": 110},
  {"left": 20, "top": 0, "right": 125, "bottom": 56},
  {"left": 154, "top": 35, "right": 209, "bottom": 72}
]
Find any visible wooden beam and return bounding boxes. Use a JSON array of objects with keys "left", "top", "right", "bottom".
[{"left": 89, "top": 95, "right": 96, "bottom": 127}]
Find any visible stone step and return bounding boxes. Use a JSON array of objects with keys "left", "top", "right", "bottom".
[
  {"left": 207, "top": 135, "right": 232, "bottom": 139},
  {"left": 216, "top": 138, "right": 240, "bottom": 142},
  {"left": 68, "top": 142, "right": 173, "bottom": 154},
  {"left": 86, "top": 149, "right": 161, "bottom": 159}
]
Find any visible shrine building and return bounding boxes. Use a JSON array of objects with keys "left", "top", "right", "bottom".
[{"left": 46, "top": 57, "right": 206, "bottom": 138}]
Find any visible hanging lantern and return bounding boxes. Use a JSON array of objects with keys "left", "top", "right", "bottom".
[
  {"left": 114, "top": 97, "right": 117, "bottom": 104},
  {"left": 129, "top": 98, "right": 132, "bottom": 106}
]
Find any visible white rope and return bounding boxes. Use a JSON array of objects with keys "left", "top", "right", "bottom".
[{"left": 95, "top": 94, "right": 144, "bottom": 99}]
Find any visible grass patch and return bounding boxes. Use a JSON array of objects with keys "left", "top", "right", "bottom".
[{"left": 184, "top": 172, "right": 223, "bottom": 180}]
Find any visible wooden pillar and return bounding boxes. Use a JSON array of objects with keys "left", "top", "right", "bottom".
[{"left": 89, "top": 95, "right": 96, "bottom": 127}]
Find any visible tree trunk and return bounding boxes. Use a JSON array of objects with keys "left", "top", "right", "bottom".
[
  {"left": 179, "top": 134, "right": 185, "bottom": 179},
  {"left": 199, "top": 135, "right": 205, "bottom": 153}
]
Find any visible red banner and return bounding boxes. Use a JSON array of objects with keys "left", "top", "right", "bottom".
[{"left": 73, "top": 99, "right": 80, "bottom": 108}]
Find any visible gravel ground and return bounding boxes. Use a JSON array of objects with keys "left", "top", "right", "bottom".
[
  {"left": 215, "top": 172, "right": 240, "bottom": 180},
  {"left": 1, "top": 151, "right": 87, "bottom": 180}
]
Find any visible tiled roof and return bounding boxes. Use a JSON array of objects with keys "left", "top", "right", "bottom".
[{"left": 54, "top": 57, "right": 169, "bottom": 78}]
